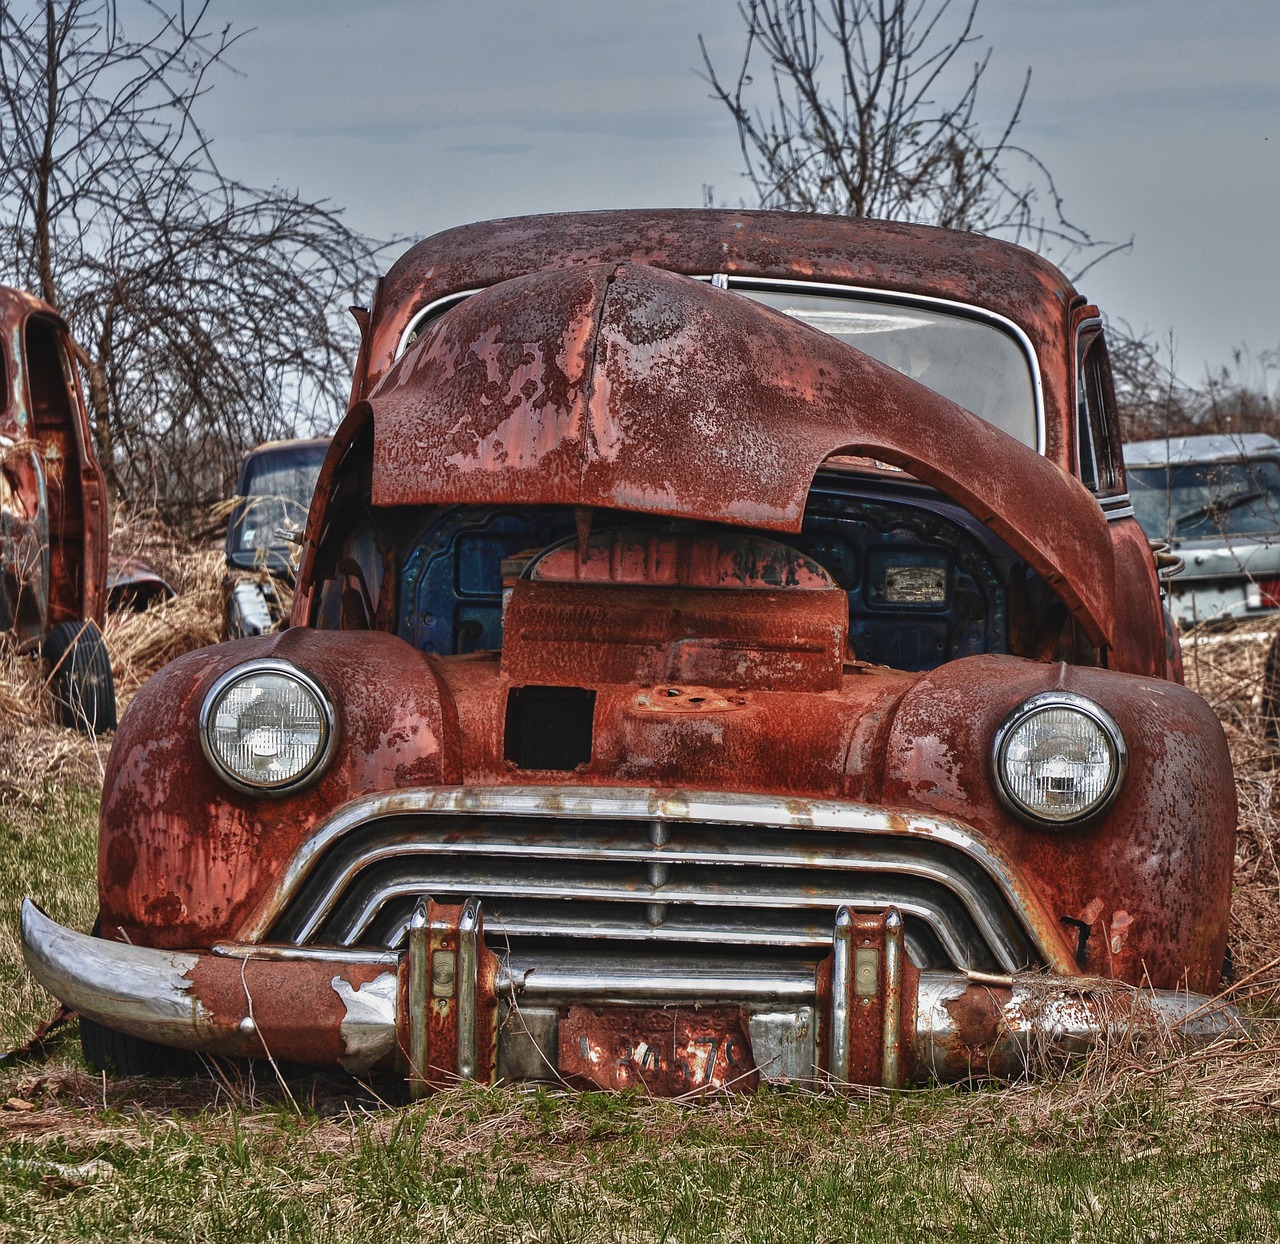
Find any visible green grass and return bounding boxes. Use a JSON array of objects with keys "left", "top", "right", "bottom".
[{"left": 1, "top": 789, "right": 1279, "bottom": 1242}]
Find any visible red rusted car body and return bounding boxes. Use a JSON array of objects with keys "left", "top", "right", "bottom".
[
  {"left": 24, "top": 211, "right": 1236, "bottom": 1090},
  {"left": 1, "top": 286, "right": 114, "bottom": 732}
]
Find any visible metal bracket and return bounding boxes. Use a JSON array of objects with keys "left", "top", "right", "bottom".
[
  {"left": 402, "top": 895, "right": 497, "bottom": 1098},
  {"left": 825, "top": 905, "right": 916, "bottom": 1088}
]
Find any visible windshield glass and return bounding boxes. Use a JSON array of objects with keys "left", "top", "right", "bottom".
[
  {"left": 228, "top": 442, "right": 328, "bottom": 567},
  {"left": 1129, "top": 459, "right": 1280, "bottom": 541},
  {"left": 738, "top": 288, "right": 1039, "bottom": 448}
]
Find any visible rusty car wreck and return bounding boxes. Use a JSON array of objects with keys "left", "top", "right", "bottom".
[
  {"left": 1, "top": 285, "right": 114, "bottom": 733},
  {"left": 23, "top": 210, "right": 1237, "bottom": 1091}
]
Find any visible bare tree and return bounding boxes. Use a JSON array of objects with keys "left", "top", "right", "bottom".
[
  {"left": 1106, "top": 323, "right": 1280, "bottom": 442},
  {"left": 700, "top": 0, "right": 1120, "bottom": 274},
  {"left": 0, "top": 0, "right": 386, "bottom": 519}
]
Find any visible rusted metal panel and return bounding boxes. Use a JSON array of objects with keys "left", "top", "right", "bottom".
[
  {"left": 880, "top": 656, "right": 1236, "bottom": 994},
  {"left": 184, "top": 954, "right": 397, "bottom": 1070},
  {"left": 97, "top": 627, "right": 464, "bottom": 948},
  {"left": 558, "top": 1004, "right": 759, "bottom": 1093},
  {"left": 0, "top": 286, "right": 108, "bottom": 637},
  {"left": 358, "top": 210, "right": 1079, "bottom": 470},
  {"left": 500, "top": 578, "right": 849, "bottom": 692},
  {"left": 365, "top": 262, "right": 1115, "bottom": 648}
]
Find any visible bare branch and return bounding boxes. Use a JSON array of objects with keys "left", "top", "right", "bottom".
[
  {"left": 700, "top": 0, "right": 1123, "bottom": 276},
  {"left": 0, "top": 0, "right": 388, "bottom": 521}
]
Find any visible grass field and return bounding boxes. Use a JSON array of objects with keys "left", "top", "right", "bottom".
[{"left": 1, "top": 579, "right": 1280, "bottom": 1240}]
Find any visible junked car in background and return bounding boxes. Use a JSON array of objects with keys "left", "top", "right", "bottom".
[
  {"left": 223, "top": 437, "right": 329, "bottom": 639},
  {"left": 1125, "top": 433, "right": 1280, "bottom": 629},
  {"left": 23, "top": 210, "right": 1236, "bottom": 1091},
  {"left": 1, "top": 285, "right": 115, "bottom": 733}
]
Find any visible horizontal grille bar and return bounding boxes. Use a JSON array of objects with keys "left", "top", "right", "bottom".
[{"left": 267, "top": 812, "right": 1042, "bottom": 974}]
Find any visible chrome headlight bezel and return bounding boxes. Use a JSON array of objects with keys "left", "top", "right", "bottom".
[
  {"left": 199, "top": 658, "right": 338, "bottom": 797},
  {"left": 992, "top": 691, "right": 1127, "bottom": 827}
]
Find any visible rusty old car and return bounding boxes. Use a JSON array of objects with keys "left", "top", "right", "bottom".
[
  {"left": 223, "top": 436, "right": 330, "bottom": 640},
  {"left": 1, "top": 285, "right": 114, "bottom": 733},
  {"left": 23, "top": 210, "right": 1236, "bottom": 1091}
]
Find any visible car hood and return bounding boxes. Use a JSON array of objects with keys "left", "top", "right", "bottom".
[{"left": 360, "top": 262, "right": 1114, "bottom": 646}]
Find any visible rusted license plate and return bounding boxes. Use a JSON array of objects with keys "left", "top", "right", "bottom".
[{"left": 558, "top": 1004, "right": 759, "bottom": 1094}]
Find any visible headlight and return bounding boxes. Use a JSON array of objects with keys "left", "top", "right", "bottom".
[
  {"left": 200, "top": 659, "right": 337, "bottom": 795},
  {"left": 993, "top": 692, "right": 1125, "bottom": 826}
]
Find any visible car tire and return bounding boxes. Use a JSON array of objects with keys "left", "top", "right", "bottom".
[
  {"left": 44, "top": 620, "right": 117, "bottom": 735},
  {"left": 79, "top": 1014, "right": 200, "bottom": 1077},
  {"left": 79, "top": 918, "right": 200, "bottom": 1076}
]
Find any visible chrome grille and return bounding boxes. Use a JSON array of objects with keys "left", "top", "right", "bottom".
[{"left": 266, "top": 805, "right": 1043, "bottom": 974}]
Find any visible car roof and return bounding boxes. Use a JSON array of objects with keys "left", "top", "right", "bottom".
[{"left": 1123, "top": 433, "right": 1280, "bottom": 467}]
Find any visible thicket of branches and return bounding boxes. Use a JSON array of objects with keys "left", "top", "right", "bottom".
[
  {"left": 0, "top": 0, "right": 385, "bottom": 521},
  {"left": 700, "top": 0, "right": 1122, "bottom": 276},
  {"left": 1110, "top": 328, "right": 1280, "bottom": 444}
]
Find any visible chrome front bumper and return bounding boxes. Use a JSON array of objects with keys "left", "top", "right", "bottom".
[{"left": 21, "top": 899, "right": 1240, "bottom": 1091}]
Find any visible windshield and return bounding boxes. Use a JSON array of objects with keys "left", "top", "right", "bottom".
[
  {"left": 1129, "top": 459, "right": 1280, "bottom": 541},
  {"left": 228, "top": 442, "right": 328, "bottom": 569},
  {"left": 737, "top": 288, "right": 1039, "bottom": 449}
]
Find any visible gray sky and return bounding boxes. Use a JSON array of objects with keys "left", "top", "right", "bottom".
[{"left": 198, "top": 0, "right": 1278, "bottom": 387}]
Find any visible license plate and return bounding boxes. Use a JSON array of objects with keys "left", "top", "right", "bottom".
[{"left": 558, "top": 1005, "right": 759, "bottom": 1094}]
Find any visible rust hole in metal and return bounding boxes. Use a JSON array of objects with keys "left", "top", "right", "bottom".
[{"left": 504, "top": 685, "right": 596, "bottom": 770}]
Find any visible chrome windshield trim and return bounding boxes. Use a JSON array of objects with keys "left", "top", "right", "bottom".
[
  {"left": 706, "top": 274, "right": 1047, "bottom": 456},
  {"left": 393, "top": 289, "right": 482, "bottom": 360},
  {"left": 240, "top": 786, "right": 1071, "bottom": 972}
]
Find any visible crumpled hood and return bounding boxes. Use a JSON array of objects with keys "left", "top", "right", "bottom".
[{"left": 363, "top": 261, "right": 1114, "bottom": 646}]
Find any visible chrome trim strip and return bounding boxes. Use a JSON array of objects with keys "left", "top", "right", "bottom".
[
  {"left": 881, "top": 909, "right": 904, "bottom": 1088},
  {"left": 373, "top": 892, "right": 973, "bottom": 970},
  {"left": 243, "top": 786, "right": 1069, "bottom": 973},
  {"left": 211, "top": 941, "right": 398, "bottom": 966},
  {"left": 494, "top": 953, "right": 820, "bottom": 1003},
  {"left": 406, "top": 897, "right": 430, "bottom": 1099},
  {"left": 287, "top": 826, "right": 1023, "bottom": 971},
  {"left": 1098, "top": 492, "right": 1135, "bottom": 522},
  {"left": 457, "top": 899, "right": 480, "bottom": 1080},
  {"left": 829, "top": 907, "right": 852, "bottom": 1082},
  {"left": 394, "top": 289, "right": 482, "bottom": 360}
]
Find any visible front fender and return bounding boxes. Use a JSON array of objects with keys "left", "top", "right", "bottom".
[
  {"left": 879, "top": 656, "right": 1235, "bottom": 992},
  {"left": 99, "top": 627, "right": 461, "bottom": 947}
]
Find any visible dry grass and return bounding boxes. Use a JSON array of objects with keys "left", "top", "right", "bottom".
[
  {"left": 0, "top": 511, "right": 225, "bottom": 799},
  {"left": 1180, "top": 620, "right": 1280, "bottom": 985}
]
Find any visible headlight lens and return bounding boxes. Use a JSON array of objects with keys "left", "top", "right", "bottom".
[
  {"left": 200, "top": 660, "right": 336, "bottom": 794},
  {"left": 994, "top": 692, "right": 1125, "bottom": 826}
]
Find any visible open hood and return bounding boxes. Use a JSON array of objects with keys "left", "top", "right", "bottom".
[{"left": 364, "top": 262, "right": 1114, "bottom": 646}]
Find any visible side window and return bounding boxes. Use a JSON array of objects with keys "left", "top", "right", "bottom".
[{"left": 1075, "top": 323, "right": 1120, "bottom": 494}]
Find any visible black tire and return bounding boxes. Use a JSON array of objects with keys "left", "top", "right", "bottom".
[
  {"left": 79, "top": 1014, "right": 198, "bottom": 1077},
  {"left": 79, "top": 918, "right": 199, "bottom": 1076},
  {"left": 44, "top": 619, "right": 116, "bottom": 735}
]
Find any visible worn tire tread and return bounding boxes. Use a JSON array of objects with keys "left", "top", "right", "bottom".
[{"left": 44, "top": 619, "right": 117, "bottom": 735}]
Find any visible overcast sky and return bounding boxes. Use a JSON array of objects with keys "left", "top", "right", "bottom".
[{"left": 196, "top": 0, "right": 1278, "bottom": 387}]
